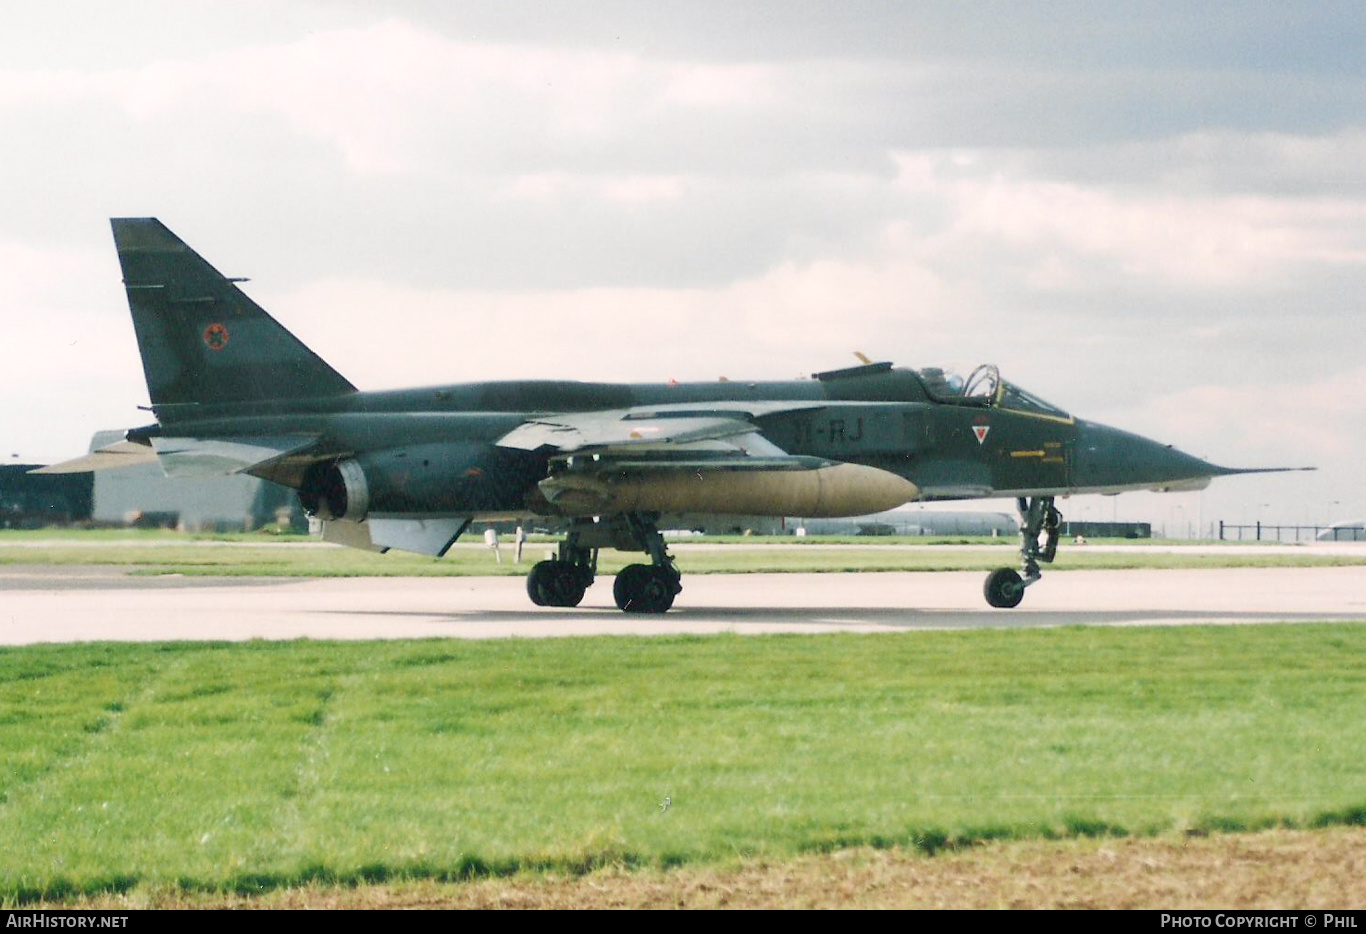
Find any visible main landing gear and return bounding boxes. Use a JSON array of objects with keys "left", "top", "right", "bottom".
[
  {"left": 526, "top": 514, "right": 683, "bottom": 614},
  {"left": 984, "top": 496, "right": 1061, "bottom": 609},
  {"left": 525, "top": 530, "right": 595, "bottom": 608}
]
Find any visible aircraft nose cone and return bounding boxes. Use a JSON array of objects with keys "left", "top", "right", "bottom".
[{"left": 1072, "top": 420, "right": 1225, "bottom": 493}]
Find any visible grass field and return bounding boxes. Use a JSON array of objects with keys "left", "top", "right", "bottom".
[
  {"left": 29, "top": 829, "right": 1366, "bottom": 908},
  {"left": 2, "top": 625, "right": 1364, "bottom": 904}
]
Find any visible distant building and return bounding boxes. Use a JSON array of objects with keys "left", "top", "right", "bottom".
[
  {"left": 795, "top": 509, "right": 1018, "bottom": 537},
  {"left": 0, "top": 464, "right": 93, "bottom": 528},
  {"left": 87, "top": 431, "right": 304, "bottom": 531},
  {"left": 1059, "top": 520, "right": 1151, "bottom": 539}
]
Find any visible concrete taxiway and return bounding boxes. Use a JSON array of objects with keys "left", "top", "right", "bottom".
[{"left": 3, "top": 565, "right": 1364, "bottom": 645}]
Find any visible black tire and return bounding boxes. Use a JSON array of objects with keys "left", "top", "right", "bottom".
[
  {"left": 543, "top": 564, "right": 588, "bottom": 608},
  {"left": 984, "top": 567, "right": 1025, "bottom": 609},
  {"left": 614, "top": 564, "right": 676, "bottom": 614},
  {"left": 641, "top": 567, "right": 677, "bottom": 614},
  {"left": 528, "top": 560, "right": 589, "bottom": 607},
  {"left": 526, "top": 560, "right": 552, "bottom": 606},
  {"left": 613, "top": 564, "right": 650, "bottom": 612}
]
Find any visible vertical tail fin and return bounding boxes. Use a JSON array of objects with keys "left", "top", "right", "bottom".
[{"left": 112, "top": 218, "right": 355, "bottom": 414}]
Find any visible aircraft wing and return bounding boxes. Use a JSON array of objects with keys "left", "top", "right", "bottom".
[
  {"left": 30, "top": 440, "right": 160, "bottom": 474},
  {"left": 498, "top": 405, "right": 831, "bottom": 477},
  {"left": 495, "top": 401, "right": 825, "bottom": 454},
  {"left": 33, "top": 433, "right": 321, "bottom": 478},
  {"left": 149, "top": 435, "right": 320, "bottom": 478},
  {"left": 496, "top": 403, "right": 849, "bottom": 515}
]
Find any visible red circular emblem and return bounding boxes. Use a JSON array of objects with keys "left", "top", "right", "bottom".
[{"left": 203, "top": 323, "right": 229, "bottom": 350}]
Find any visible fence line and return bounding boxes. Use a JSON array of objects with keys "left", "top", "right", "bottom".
[{"left": 1218, "top": 522, "right": 1365, "bottom": 543}]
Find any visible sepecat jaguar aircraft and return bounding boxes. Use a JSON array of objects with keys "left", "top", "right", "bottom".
[{"left": 37, "top": 219, "right": 1301, "bottom": 612}]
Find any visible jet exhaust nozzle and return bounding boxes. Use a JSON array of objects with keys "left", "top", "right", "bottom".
[{"left": 299, "top": 459, "right": 370, "bottom": 521}]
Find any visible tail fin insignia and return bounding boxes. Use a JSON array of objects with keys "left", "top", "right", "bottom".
[{"left": 203, "top": 323, "right": 230, "bottom": 350}]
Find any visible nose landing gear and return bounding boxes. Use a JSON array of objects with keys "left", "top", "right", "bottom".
[{"left": 984, "top": 496, "right": 1061, "bottom": 608}]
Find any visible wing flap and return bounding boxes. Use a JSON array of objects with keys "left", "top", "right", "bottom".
[
  {"left": 319, "top": 518, "right": 385, "bottom": 553},
  {"left": 593, "top": 455, "right": 827, "bottom": 472},
  {"left": 150, "top": 435, "right": 318, "bottom": 477},
  {"left": 30, "top": 440, "right": 159, "bottom": 474},
  {"left": 497, "top": 412, "right": 756, "bottom": 452},
  {"left": 496, "top": 400, "right": 828, "bottom": 453},
  {"left": 584, "top": 430, "right": 820, "bottom": 467},
  {"left": 367, "top": 517, "right": 470, "bottom": 557},
  {"left": 319, "top": 517, "right": 471, "bottom": 557}
]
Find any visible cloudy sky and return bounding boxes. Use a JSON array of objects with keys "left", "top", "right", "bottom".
[{"left": 3, "top": 1, "right": 1362, "bottom": 532}]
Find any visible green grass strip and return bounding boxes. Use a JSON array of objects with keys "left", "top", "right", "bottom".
[
  {"left": 1, "top": 542, "right": 1361, "bottom": 578},
  {"left": 1, "top": 624, "right": 1364, "bottom": 902}
]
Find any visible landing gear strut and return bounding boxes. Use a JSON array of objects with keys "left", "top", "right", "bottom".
[
  {"left": 526, "top": 521, "right": 596, "bottom": 607},
  {"left": 525, "top": 513, "right": 682, "bottom": 614},
  {"left": 611, "top": 514, "right": 682, "bottom": 614},
  {"left": 984, "top": 496, "right": 1061, "bottom": 609}
]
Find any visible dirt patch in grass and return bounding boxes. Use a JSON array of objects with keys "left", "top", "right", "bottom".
[{"left": 52, "top": 828, "right": 1366, "bottom": 909}]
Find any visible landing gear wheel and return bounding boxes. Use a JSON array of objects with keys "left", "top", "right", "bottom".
[
  {"left": 526, "top": 561, "right": 552, "bottom": 606},
  {"left": 980, "top": 496, "right": 1062, "bottom": 608},
  {"left": 527, "top": 560, "right": 588, "bottom": 608},
  {"left": 544, "top": 564, "right": 588, "bottom": 608},
  {"left": 614, "top": 563, "right": 677, "bottom": 614},
  {"left": 984, "top": 567, "right": 1025, "bottom": 609}
]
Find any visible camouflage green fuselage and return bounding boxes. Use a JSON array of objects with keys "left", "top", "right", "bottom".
[{"left": 134, "top": 365, "right": 1224, "bottom": 519}]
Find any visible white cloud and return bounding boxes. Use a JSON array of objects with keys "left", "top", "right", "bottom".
[
  {"left": 0, "top": 20, "right": 785, "bottom": 177},
  {"left": 892, "top": 150, "right": 1366, "bottom": 289},
  {"left": 497, "top": 173, "right": 688, "bottom": 205},
  {"left": 599, "top": 175, "right": 689, "bottom": 205},
  {"left": 1137, "top": 373, "right": 1366, "bottom": 462},
  {"left": 661, "top": 63, "right": 777, "bottom": 108},
  {"left": 497, "top": 173, "right": 575, "bottom": 202},
  {"left": 264, "top": 235, "right": 964, "bottom": 391},
  {"left": 0, "top": 242, "right": 107, "bottom": 309}
]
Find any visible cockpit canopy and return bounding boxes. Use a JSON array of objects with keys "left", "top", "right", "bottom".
[{"left": 917, "top": 365, "right": 1070, "bottom": 419}]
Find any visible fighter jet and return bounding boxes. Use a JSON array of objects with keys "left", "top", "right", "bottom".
[{"left": 38, "top": 219, "right": 1298, "bottom": 612}]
